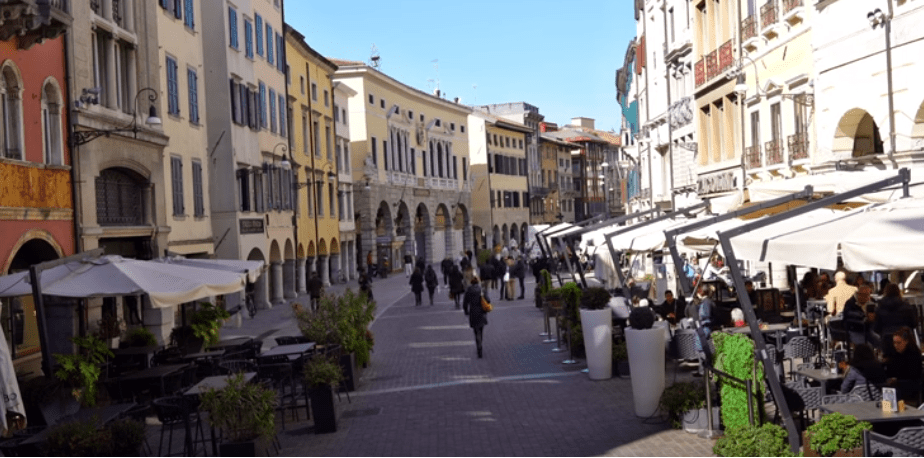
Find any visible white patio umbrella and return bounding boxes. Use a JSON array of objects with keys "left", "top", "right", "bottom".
[
  {"left": 0, "top": 255, "right": 246, "bottom": 308},
  {"left": 724, "top": 198, "right": 924, "bottom": 271},
  {"left": 152, "top": 256, "right": 265, "bottom": 283},
  {"left": 0, "top": 313, "right": 23, "bottom": 431}
]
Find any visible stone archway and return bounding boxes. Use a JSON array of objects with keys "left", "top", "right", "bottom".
[
  {"left": 246, "top": 247, "right": 270, "bottom": 311},
  {"left": 394, "top": 201, "right": 412, "bottom": 272},
  {"left": 435, "top": 204, "right": 452, "bottom": 261},
  {"left": 510, "top": 223, "right": 519, "bottom": 247},
  {"left": 282, "top": 239, "right": 296, "bottom": 299},
  {"left": 5, "top": 237, "right": 61, "bottom": 359},
  {"left": 415, "top": 203, "right": 432, "bottom": 265},
  {"left": 454, "top": 203, "right": 472, "bottom": 257},
  {"left": 501, "top": 224, "right": 509, "bottom": 247},
  {"left": 833, "top": 108, "right": 884, "bottom": 157},
  {"left": 492, "top": 225, "right": 500, "bottom": 251}
]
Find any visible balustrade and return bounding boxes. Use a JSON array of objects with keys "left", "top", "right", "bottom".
[{"left": 746, "top": 145, "right": 762, "bottom": 169}]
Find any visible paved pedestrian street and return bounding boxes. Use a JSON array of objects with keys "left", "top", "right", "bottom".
[{"left": 218, "top": 273, "right": 717, "bottom": 457}]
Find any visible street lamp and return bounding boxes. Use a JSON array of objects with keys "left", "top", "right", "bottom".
[
  {"left": 866, "top": 4, "right": 898, "bottom": 167},
  {"left": 71, "top": 87, "right": 162, "bottom": 146}
]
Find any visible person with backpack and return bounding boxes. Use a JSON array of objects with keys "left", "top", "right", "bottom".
[{"left": 424, "top": 264, "right": 438, "bottom": 306}]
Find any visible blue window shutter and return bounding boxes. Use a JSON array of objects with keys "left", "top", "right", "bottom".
[
  {"left": 255, "top": 14, "right": 263, "bottom": 56},
  {"left": 259, "top": 83, "right": 266, "bottom": 128},
  {"left": 269, "top": 89, "right": 276, "bottom": 133},
  {"left": 276, "top": 33, "right": 283, "bottom": 71},
  {"left": 244, "top": 20, "right": 253, "bottom": 58},
  {"left": 228, "top": 7, "right": 237, "bottom": 49},
  {"left": 187, "top": 69, "right": 198, "bottom": 124},
  {"left": 173, "top": 0, "right": 182, "bottom": 19},
  {"left": 266, "top": 24, "right": 274, "bottom": 65},
  {"left": 166, "top": 56, "right": 179, "bottom": 115},
  {"left": 184, "top": 0, "right": 194, "bottom": 27},
  {"left": 279, "top": 94, "right": 286, "bottom": 138}
]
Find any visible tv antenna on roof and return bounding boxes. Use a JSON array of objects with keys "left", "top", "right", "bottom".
[{"left": 369, "top": 44, "right": 381, "bottom": 69}]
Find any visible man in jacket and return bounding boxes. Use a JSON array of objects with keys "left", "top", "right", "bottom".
[
  {"left": 308, "top": 272, "right": 323, "bottom": 311},
  {"left": 514, "top": 256, "right": 527, "bottom": 300}
]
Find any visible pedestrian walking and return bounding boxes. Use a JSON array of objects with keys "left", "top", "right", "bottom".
[
  {"left": 491, "top": 255, "right": 505, "bottom": 293},
  {"left": 366, "top": 251, "right": 374, "bottom": 282},
  {"left": 441, "top": 257, "right": 452, "bottom": 286},
  {"left": 358, "top": 270, "right": 374, "bottom": 303},
  {"left": 449, "top": 265, "right": 465, "bottom": 309},
  {"left": 404, "top": 253, "right": 414, "bottom": 278},
  {"left": 505, "top": 256, "right": 516, "bottom": 300},
  {"left": 308, "top": 272, "right": 323, "bottom": 311},
  {"left": 410, "top": 267, "right": 424, "bottom": 306},
  {"left": 514, "top": 256, "right": 527, "bottom": 300},
  {"left": 463, "top": 276, "right": 490, "bottom": 358},
  {"left": 425, "top": 264, "right": 438, "bottom": 306},
  {"left": 479, "top": 260, "right": 495, "bottom": 291}
]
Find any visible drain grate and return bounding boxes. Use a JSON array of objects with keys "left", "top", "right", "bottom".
[{"left": 341, "top": 407, "right": 381, "bottom": 418}]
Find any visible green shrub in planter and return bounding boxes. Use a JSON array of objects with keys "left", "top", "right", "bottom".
[
  {"left": 628, "top": 307, "right": 655, "bottom": 329},
  {"left": 123, "top": 327, "right": 157, "bottom": 347},
  {"left": 53, "top": 335, "right": 113, "bottom": 407},
  {"left": 199, "top": 372, "right": 277, "bottom": 444},
  {"left": 303, "top": 354, "right": 344, "bottom": 389},
  {"left": 713, "top": 423, "right": 794, "bottom": 457},
  {"left": 806, "top": 412, "right": 871, "bottom": 457},
  {"left": 44, "top": 418, "right": 111, "bottom": 456},
  {"left": 107, "top": 418, "right": 146, "bottom": 456},
  {"left": 659, "top": 381, "right": 707, "bottom": 428},
  {"left": 581, "top": 287, "right": 611, "bottom": 310},
  {"left": 713, "top": 332, "right": 764, "bottom": 429}
]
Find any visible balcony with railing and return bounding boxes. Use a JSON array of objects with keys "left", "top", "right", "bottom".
[
  {"left": 695, "top": 58, "right": 705, "bottom": 87},
  {"left": 788, "top": 132, "right": 809, "bottom": 161},
  {"left": 765, "top": 139, "right": 783, "bottom": 165},
  {"left": 741, "top": 15, "right": 757, "bottom": 41},
  {"left": 718, "top": 40, "right": 734, "bottom": 74},
  {"left": 705, "top": 49, "right": 718, "bottom": 81},
  {"left": 761, "top": 0, "right": 780, "bottom": 38},
  {"left": 782, "top": 0, "right": 806, "bottom": 24},
  {"left": 746, "top": 146, "right": 762, "bottom": 169},
  {"left": 0, "top": 0, "right": 71, "bottom": 49}
]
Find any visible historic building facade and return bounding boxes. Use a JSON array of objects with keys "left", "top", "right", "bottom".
[{"left": 334, "top": 61, "right": 472, "bottom": 272}]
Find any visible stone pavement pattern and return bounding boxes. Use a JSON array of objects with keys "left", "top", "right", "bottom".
[{"left": 215, "top": 272, "right": 717, "bottom": 457}]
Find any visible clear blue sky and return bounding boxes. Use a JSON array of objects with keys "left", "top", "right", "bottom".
[{"left": 286, "top": 1, "right": 637, "bottom": 133}]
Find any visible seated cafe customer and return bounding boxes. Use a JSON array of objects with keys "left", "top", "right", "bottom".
[
  {"left": 884, "top": 327, "right": 923, "bottom": 404},
  {"left": 875, "top": 283, "right": 918, "bottom": 356},
  {"left": 839, "top": 344, "right": 885, "bottom": 395},
  {"left": 653, "top": 290, "right": 684, "bottom": 325}
]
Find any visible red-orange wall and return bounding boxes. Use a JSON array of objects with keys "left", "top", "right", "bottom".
[
  {"left": 0, "top": 220, "right": 74, "bottom": 273},
  {"left": 0, "top": 35, "right": 69, "bottom": 165}
]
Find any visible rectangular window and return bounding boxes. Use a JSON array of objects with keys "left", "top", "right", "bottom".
[
  {"left": 259, "top": 82, "right": 267, "bottom": 128},
  {"left": 383, "top": 140, "right": 388, "bottom": 170},
  {"left": 323, "top": 90, "right": 329, "bottom": 107},
  {"left": 316, "top": 182, "right": 324, "bottom": 215},
  {"left": 276, "top": 33, "right": 284, "bottom": 72},
  {"left": 192, "top": 161, "right": 204, "bottom": 217},
  {"left": 254, "top": 170, "right": 264, "bottom": 213},
  {"left": 311, "top": 83, "right": 317, "bottom": 101},
  {"left": 369, "top": 94, "right": 374, "bottom": 104},
  {"left": 228, "top": 7, "right": 238, "bottom": 49},
  {"left": 244, "top": 20, "right": 253, "bottom": 58},
  {"left": 329, "top": 183, "right": 335, "bottom": 217},
  {"left": 166, "top": 56, "right": 180, "bottom": 115},
  {"left": 410, "top": 148, "right": 416, "bottom": 175},
  {"left": 333, "top": 104, "right": 339, "bottom": 122},
  {"left": 269, "top": 88, "right": 277, "bottom": 133},
  {"left": 463, "top": 157, "right": 467, "bottom": 181},
  {"left": 237, "top": 169, "right": 250, "bottom": 211},
  {"left": 326, "top": 126, "right": 332, "bottom": 160},
  {"left": 184, "top": 0, "right": 194, "bottom": 28},
  {"left": 266, "top": 24, "right": 274, "bottom": 64},
  {"left": 371, "top": 136, "right": 377, "bottom": 165},
  {"left": 171, "top": 157, "right": 184, "bottom": 216},
  {"left": 187, "top": 68, "right": 199, "bottom": 124},
  {"left": 255, "top": 14, "right": 263, "bottom": 56},
  {"left": 314, "top": 121, "right": 320, "bottom": 157},
  {"left": 750, "top": 111, "right": 760, "bottom": 147},
  {"left": 453, "top": 156, "right": 458, "bottom": 179},
  {"left": 173, "top": 0, "right": 182, "bottom": 19},
  {"left": 771, "top": 102, "right": 782, "bottom": 140},
  {"left": 302, "top": 115, "right": 308, "bottom": 153},
  {"left": 279, "top": 94, "right": 287, "bottom": 138},
  {"left": 229, "top": 79, "right": 239, "bottom": 124}
]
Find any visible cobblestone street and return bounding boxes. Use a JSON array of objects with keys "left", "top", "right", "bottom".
[{"left": 217, "top": 272, "right": 717, "bottom": 457}]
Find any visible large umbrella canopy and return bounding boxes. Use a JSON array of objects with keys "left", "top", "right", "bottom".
[
  {"left": 747, "top": 169, "right": 924, "bottom": 204},
  {"left": 152, "top": 256, "right": 265, "bottom": 283},
  {"left": 0, "top": 255, "right": 246, "bottom": 309},
  {"left": 724, "top": 198, "right": 924, "bottom": 270}
]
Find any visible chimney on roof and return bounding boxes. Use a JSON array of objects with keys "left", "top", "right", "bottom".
[
  {"left": 571, "top": 117, "right": 595, "bottom": 130},
  {"left": 433, "top": 89, "right": 441, "bottom": 97},
  {"left": 453, "top": 97, "right": 461, "bottom": 104},
  {"left": 541, "top": 122, "right": 558, "bottom": 132}
]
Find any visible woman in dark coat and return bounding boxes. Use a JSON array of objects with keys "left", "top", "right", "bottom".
[
  {"left": 424, "top": 265, "right": 438, "bottom": 306},
  {"left": 875, "top": 284, "right": 918, "bottom": 355},
  {"left": 410, "top": 267, "right": 424, "bottom": 306},
  {"left": 839, "top": 344, "right": 886, "bottom": 394},
  {"left": 463, "top": 276, "right": 490, "bottom": 358},
  {"left": 449, "top": 265, "right": 465, "bottom": 309},
  {"left": 884, "top": 327, "right": 923, "bottom": 404}
]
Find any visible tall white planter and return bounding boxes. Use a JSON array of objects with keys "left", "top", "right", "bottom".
[
  {"left": 625, "top": 326, "right": 666, "bottom": 417},
  {"left": 580, "top": 308, "right": 612, "bottom": 380}
]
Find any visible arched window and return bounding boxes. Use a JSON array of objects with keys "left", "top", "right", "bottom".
[
  {"left": 96, "top": 168, "right": 147, "bottom": 226},
  {"left": 42, "top": 81, "right": 64, "bottom": 165},
  {"left": 1, "top": 65, "right": 23, "bottom": 160}
]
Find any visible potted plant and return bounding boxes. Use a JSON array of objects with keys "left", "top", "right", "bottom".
[
  {"left": 295, "top": 289, "right": 376, "bottom": 391},
  {"left": 713, "top": 332, "right": 764, "bottom": 429},
  {"left": 804, "top": 412, "right": 871, "bottom": 457},
  {"left": 53, "top": 335, "right": 114, "bottom": 407},
  {"left": 190, "top": 302, "right": 231, "bottom": 349},
  {"left": 122, "top": 327, "right": 157, "bottom": 348},
  {"left": 199, "top": 372, "right": 277, "bottom": 455},
  {"left": 624, "top": 306, "right": 664, "bottom": 417},
  {"left": 96, "top": 315, "right": 123, "bottom": 349},
  {"left": 579, "top": 286, "right": 612, "bottom": 380},
  {"left": 303, "top": 354, "right": 344, "bottom": 434},
  {"left": 713, "top": 423, "right": 794, "bottom": 457},
  {"left": 658, "top": 381, "right": 716, "bottom": 433},
  {"left": 536, "top": 269, "right": 553, "bottom": 309},
  {"left": 41, "top": 417, "right": 146, "bottom": 456},
  {"left": 559, "top": 282, "right": 584, "bottom": 357},
  {"left": 612, "top": 340, "right": 629, "bottom": 377}
]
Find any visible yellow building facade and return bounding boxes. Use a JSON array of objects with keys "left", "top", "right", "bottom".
[
  {"left": 335, "top": 61, "right": 472, "bottom": 270},
  {"left": 285, "top": 26, "right": 340, "bottom": 286}
]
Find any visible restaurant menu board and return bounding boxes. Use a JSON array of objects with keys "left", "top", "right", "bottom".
[{"left": 882, "top": 387, "right": 898, "bottom": 412}]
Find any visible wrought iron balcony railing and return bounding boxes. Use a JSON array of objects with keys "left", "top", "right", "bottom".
[
  {"left": 788, "top": 132, "right": 809, "bottom": 161},
  {"left": 746, "top": 145, "right": 762, "bottom": 169},
  {"left": 741, "top": 15, "right": 757, "bottom": 41},
  {"left": 761, "top": 0, "right": 778, "bottom": 29},
  {"left": 765, "top": 139, "right": 783, "bottom": 165}
]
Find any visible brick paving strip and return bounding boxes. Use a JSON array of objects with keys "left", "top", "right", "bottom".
[{"left": 210, "top": 272, "right": 717, "bottom": 457}]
